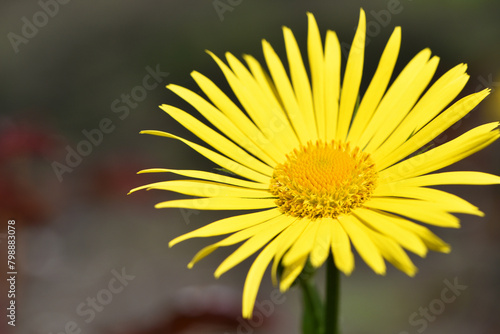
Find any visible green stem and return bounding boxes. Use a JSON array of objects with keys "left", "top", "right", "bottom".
[
  {"left": 298, "top": 262, "right": 324, "bottom": 334},
  {"left": 325, "top": 254, "right": 340, "bottom": 334}
]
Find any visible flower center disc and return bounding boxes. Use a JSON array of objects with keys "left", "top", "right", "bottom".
[{"left": 270, "top": 140, "right": 377, "bottom": 219}]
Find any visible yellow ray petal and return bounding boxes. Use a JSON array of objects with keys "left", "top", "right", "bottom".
[
  {"left": 387, "top": 214, "right": 451, "bottom": 253},
  {"left": 383, "top": 171, "right": 500, "bottom": 187},
  {"left": 337, "top": 8, "right": 366, "bottom": 141},
  {"left": 283, "top": 26, "right": 316, "bottom": 138},
  {"left": 364, "top": 55, "right": 439, "bottom": 153},
  {"left": 380, "top": 122, "right": 500, "bottom": 182},
  {"left": 243, "top": 54, "right": 284, "bottom": 115},
  {"left": 160, "top": 105, "right": 274, "bottom": 176},
  {"left": 280, "top": 255, "right": 308, "bottom": 292},
  {"left": 410, "top": 64, "right": 469, "bottom": 131},
  {"left": 282, "top": 220, "right": 320, "bottom": 266},
  {"left": 188, "top": 220, "right": 270, "bottom": 268},
  {"left": 225, "top": 52, "right": 300, "bottom": 152},
  {"left": 338, "top": 214, "right": 386, "bottom": 274},
  {"left": 330, "top": 218, "right": 354, "bottom": 275},
  {"left": 376, "top": 89, "right": 491, "bottom": 170},
  {"left": 207, "top": 51, "right": 296, "bottom": 155},
  {"left": 156, "top": 197, "right": 276, "bottom": 210},
  {"left": 242, "top": 236, "right": 280, "bottom": 318},
  {"left": 271, "top": 218, "right": 308, "bottom": 285},
  {"left": 169, "top": 208, "right": 282, "bottom": 247},
  {"left": 191, "top": 70, "right": 286, "bottom": 158},
  {"left": 131, "top": 180, "right": 273, "bottom": 199},
  {"left": 309, "top": 218, "right": 333, "bottom": 268},
  {"left": 364, "top": 197, "right": 460, "bottom": 228},
  {"left": 353, "top": 208, "right": 427, "bottom": 257},
  {"left": 141, "top": 130, "right": 271, "bottom": 184},
  {"left": 373, "top": 64, "right": 469, "bottom": 160},
  {"left": 215, "top": 215, "right": 293, "bottom": 278},
  {"left": 324, "top": 30, "right": 341, "bottom": 141},
  {"left": 367, "top": 231, "right": 417, "bottom": 276},
  {"left": 348, "top": 26, "right": 401, "bottom": 145},
  {"left": 307, "top": 12, "right": 326, "bottom": 140},
  {"left": 136, "top": 168, "right": 270, "bottom": 190},
  {"left": 168, "top": 84, "right": 278, "bottom": 166},
  {"left": 373, "top": 185, "right": 483, "bottom": 216},
  {"left": 263, "top": 39, "right": 312, "bottom": 144},
  {"left": 356, "top": 48, "right": 432, "bottom": 150}
]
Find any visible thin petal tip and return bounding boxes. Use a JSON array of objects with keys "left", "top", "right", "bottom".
[
  {"left": 407, "top": 267, "right": 418, "bottom": 277},
  {"left": 359, "top": 8, "right": 366, "bottom": 19}
]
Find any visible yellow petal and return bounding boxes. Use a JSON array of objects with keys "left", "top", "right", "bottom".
[
  {"left": 215, "top": 215, "right": 293, "bottom": 278},
  {"left": 373, "top": 64, "right": 469, "bottom": 161},
  {"left": 348, "top": 26, "right": 401, "bottom": 145},
  {"left": 168, "top": 83, "right": 278, "bottom": 166},
  {"left": 243, "top": 54, "right": 283, "bottom": 116},
  {"left": 368, "top": 231, "right": 417, "bottom": 276},
  {"left": 364, "top": 197, "right": 460, "bottom": 228},
  {"left": 388, "top": 216, "right": 451, "bottom": 253},
  {"left": 309, "top": 218, "right": 333, "bottom": 268},
  {"left": 169, "top": 208, "right": 282, "bottom": 247},
  {"left": 338, "top": 214, "right": 386, "bottom": 274},
  {"left": 282, "top": 220, "right": 319, "bottom": 266},
  {"left": 373, "top": 185, "right": 483, "bottom": 216},
  {"left": 307, "top": 12, "right": 326, "bottom": 140},
  {"left": 242, "top": 237, "right": 279, "bottom": 318},
  {"left": 330, "top": 218, "right": 354, "bottom": 275},
  {"left": 188, "top": 221, "right": 269, "bottom": 268},
  {"left": 365, "top": 55, "right": 439, "bottom": 153},
  {"left": 283, "top": 26, "right": 316, "bottom": 138},
  {"left": 136, "top": 168, "right": 269, "bottom": 190},
  {"left": 160, "top": 104, "right": 274, "bottom": 176},
  {"left": 191, "top": 70, "right": 286, "bottom": 158},
  {"left": 356, "top": 48, "right": 432, "bottom": 150},
  {"left": 262, "top": 39, "right": 311, "bottom": 144},
  {"left": 353, "top": 208, "right": 427, "bottom": 257},
  {"left": 156, "top": 197, "right": 276, "bottom": 210},
  {"left": 383, "top": 171, "right": 500, "bottom": 187},
  {"left": 207, "top": 51, "right": 297, "bottom": 155},
  {"left": 271, "top": 218, "right": 307, "bottom": 285},
  {"left": 225, "top": 52, "right": 300, "bottom": 152},
  {"left": 337, "top": 8, "right": 365, "bottom": 141},
  {"left": 324, "top": 30, "right": 341, "bottom": 141},
  {"left": 280, "top": 255, "right": 307, "bottom": 292},
  {"left": 131, "top": 180, "right": 273, "bottom": 199},
  {"left": 376, "top": 89, "right": 491, "bottom": 170},
  {"left": 141, "top": 130, "right": 271, "bottom": 184},
  {"left": 380, "top": 122, "right": 500, "bottom": 182}
]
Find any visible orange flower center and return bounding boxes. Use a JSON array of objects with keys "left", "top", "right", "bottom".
[{"left": 270, "top": 140, "right": 377, "bottom": 219}]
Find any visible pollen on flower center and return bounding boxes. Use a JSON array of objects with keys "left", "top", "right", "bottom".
[{"left": 270, "top": 140, "right": 378, "bottom": 219}]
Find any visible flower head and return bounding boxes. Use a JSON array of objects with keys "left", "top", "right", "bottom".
[{"left": 131, "top": 9, "right": 500, "bottom": 318}]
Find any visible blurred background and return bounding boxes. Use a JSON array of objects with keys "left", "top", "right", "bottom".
[{"left": 1, "top": 0, "right": 500, "bottom": 333}]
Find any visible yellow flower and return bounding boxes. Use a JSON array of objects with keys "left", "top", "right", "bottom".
[{"left": 132, "top": 9, "right": 500, "bottom": 318}]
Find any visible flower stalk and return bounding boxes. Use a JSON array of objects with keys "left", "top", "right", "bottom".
[{"left": 325, "top": 254, "right": 340, "bottom": 334}]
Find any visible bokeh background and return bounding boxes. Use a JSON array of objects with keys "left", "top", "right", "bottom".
[{"left": 1, "top": 0, "right": 500, "bottom": 333}]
